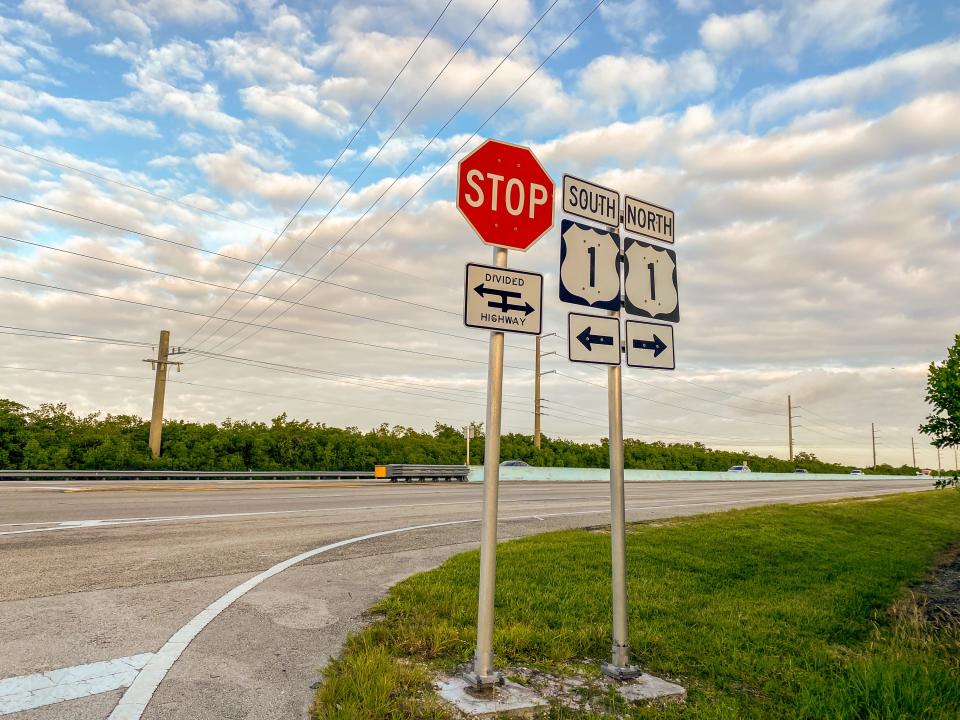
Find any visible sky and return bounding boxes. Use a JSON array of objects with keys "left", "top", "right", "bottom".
[{"left": 0, "top": 0, "right": 958, "bottom": 469}]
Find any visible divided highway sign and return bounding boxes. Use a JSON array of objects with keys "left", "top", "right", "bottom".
[
  {"left": 624, "top": 195, "right": 674, "bottom": 245},
  {"left": 567, "top": 312, "right": 621, "bottom": 365},
  {"left": 623, "top": 236, "right": 679, "bottom": 323},
  {"left": 464, "top": 262, "right": 543, "bottom": 335},
  {"left": 457, "top": 139, "right": 555, "bottom": 252},
  {"left": 562, "top": 174, "right": 620, "bottom": 227},
  {"left": 559, "top": 218, "right": 621, "bottom": 312},
  {"left": 625, "top": 320, "right": 675, "bottom": 370}
]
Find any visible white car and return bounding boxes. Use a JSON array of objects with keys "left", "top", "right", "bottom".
[
  {"left": 728, "top": 464, "right": 751, "bottom": 473},
  {"left": 850, "top": 469, "right": 865, "bottom": 476}
]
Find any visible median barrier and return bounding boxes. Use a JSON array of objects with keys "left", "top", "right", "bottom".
[{"left": 465, "top": 466, "right": 919, "bottom": 483}]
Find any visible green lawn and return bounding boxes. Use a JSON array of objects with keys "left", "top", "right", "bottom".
[{"left": 312, "top": 491, "right": 960, "bottom": 719}]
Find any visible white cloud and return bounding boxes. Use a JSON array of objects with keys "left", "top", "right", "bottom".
[
  {"left": 577, "top": 50, "right": 717, "bottom": 115},
  {"left": 240, "top": 85, "right": 347, "bottom": 136},
  {"left": 751, "top": 40, "right": 960, "bottom": 125},
  {"left": 786, "top": 0, "right": 898, "bottom": 54},
  {"left": 700, "top": 1, "right": 901, "bottom": 67},
  {"left": 0, "top": 80, "right": 158, "bottom": 137},
  {"left": 20, "top": 0, "right": 92, "bottom": 34},
  {"left": 210, "top": 36, "right": 315, "bottom": 84},
  {"left": 700, "top": 10, "right": 775, "bottom": 55},
  {"left": 676, "top": 0, "right": 710, "bottom": 13},
  {"left": 124, "top": 41, "right": 243, "bottom": 133}
]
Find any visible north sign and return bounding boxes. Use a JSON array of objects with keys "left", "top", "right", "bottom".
[
  {"left": 624, "top": 195, "right": 674, "bottom": 245},
  {"left": 623, "top": 236, "right": 679, "bottom": 323},
  {"left": 559, "top": 218, "right": 621, "bottom": 312},
  {"left": 464, "top": 262, "right": 543, "bottom": 335},
  {"left": 625, "top": 320, "right": 675, "bottom": 370},
  {"left": 562, "top": 174, "right": 620, "bottom": 227},
  {"left": 568, "top": 312, "right": 621, "bottom": 365},
  {"left": 457, "top": 139, "right": 555, "bottom": 252}
]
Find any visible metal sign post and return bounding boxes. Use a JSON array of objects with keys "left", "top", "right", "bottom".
[
  {"left": 601, "top": 242, "right": 640, "bottom": 681},
  {"left": 466, "top": 246, "right": 508, "bottom": 688},
  {"left": 457, "top": 139, "right": 554, "bottom": 689}
]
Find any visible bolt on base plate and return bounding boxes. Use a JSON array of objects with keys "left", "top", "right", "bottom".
[{"left": 601, "top": 662, "right": 643, "bottom": 681}]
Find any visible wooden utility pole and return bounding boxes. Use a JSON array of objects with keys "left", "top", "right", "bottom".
[
  {"left": 787, "top": 395, "right": 794, "bottom": 462},
  {"left": 911, "top": 437, "right": 916, "bottom": 467},
  {"left": 871, "top": 423, "right": 877, "bottom": 469},
  {"left": 465, "top": 424, "right": 472, "bottom": 466},
  {"left": 144, "top": 330, "right": 182, "bottom": 459},
  {"left": 937, "top": 446, "right": 942, "bottom": 474},
  {"left": 534, "top": 335, "right": 542, "bottom": 449}
]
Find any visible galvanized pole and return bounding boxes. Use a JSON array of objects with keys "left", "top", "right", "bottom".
[
  {"left": 787, "top": 395, "right": 794, "bottom": 462},
  {"left": 148, "top": 330, "right": 170, "bottom": 459},
  {"left": 534, "top": 335, "right": 542, "bottom": 448},
  {"left": 466, "top": 246, "right": 508, "bottom": 688},
  {"left": 871, "top": 423, "right": 877, "bottom": 469},
  {"left": 601, "top": 298, "right": 639, "bottom": 680}
]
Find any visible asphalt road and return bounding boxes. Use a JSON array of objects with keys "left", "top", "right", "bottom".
[{"left": 0, "top": 476, "right": 932, "bottom": 719}]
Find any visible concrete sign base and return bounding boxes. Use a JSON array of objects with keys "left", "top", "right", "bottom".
[
  {"left": 613, "top": 672, "right": 687, "bottom": 705},
  {"left": 437, "top": 676, "right": 547, "bottom": 718}
]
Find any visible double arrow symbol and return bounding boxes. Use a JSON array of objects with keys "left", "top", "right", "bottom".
[
  {"left": 474, "top": 284, "right": 535, "bottom": 315},
  {"left": 632, "top": 334, "right": 668, "bottom": 358}
]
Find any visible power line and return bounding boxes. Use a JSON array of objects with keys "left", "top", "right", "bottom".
[
  {"left": 181, "top": 0, "right": 460, "bottom": 349},
  {"left": 195, "top": 0, "right": 600, "bottom": 359},
  {"left": 0, "top": 274, "right": 535, "bottom": 371},
  {"left": 186, "top": 0, "right": 505, "bottom": 355},
  {"left": 0, "top": 232, "right": 501, "bottom": 349},
  {"left": 0, "top": 194, "right": 458, "bottom": 317}
]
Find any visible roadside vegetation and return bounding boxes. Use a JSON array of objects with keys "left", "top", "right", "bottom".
[
  {"left": 312, "top": 492, "right": 960, "bottom": 719},
  {"left": 0, "top": 398, "right": 923, "bottom": 474}
]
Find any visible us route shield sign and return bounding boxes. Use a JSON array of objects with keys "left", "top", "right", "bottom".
[
  {"left": 567, "top": 312, "right": 621, "bottom": 365},
  {"left": 464, "top": 263, "right": 543, "bottom": 335},
  {"left": 623, "top": 236, "right": 680, "bottom": 323},
  {"left": 625, "top": 320, "right": 675, "bottom": 370},
  {"left": 559, "top": 219, "right": 621, "bottom": 312}
]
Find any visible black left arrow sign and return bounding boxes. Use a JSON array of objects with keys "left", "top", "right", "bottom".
[{"left": 576, "top": 326, "right": 614, "bottom": 351}]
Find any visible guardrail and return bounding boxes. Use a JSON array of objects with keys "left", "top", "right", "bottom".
[
  {"left": 465, "top": 466, "right": 923, "bottom": 483},
  {"left": 0, "top": 470, "right": 375, "bottom": 482}
]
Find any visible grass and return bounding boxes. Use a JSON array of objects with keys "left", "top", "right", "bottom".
[{"left": 311, "top": 491, "right": 960, "bottom": 719}]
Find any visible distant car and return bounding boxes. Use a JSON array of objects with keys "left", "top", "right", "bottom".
[
  {"left": 793, "top": 468, "right": 809, "bottom": 473},
  {"left": 850, "top": 469, "right": 865, "bottom": 476},
  {"left": 499, "top": 460, "right": 530, "bottom": 467},
  {"left": 728, "top": 465, "right": 751, "bottom": 473}
]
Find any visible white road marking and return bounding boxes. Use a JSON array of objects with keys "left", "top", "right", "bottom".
[
  {"left": 0, "top": 654, "right": 153, "bottom": 716},
  {"left": 106, "top": 485, "right": 929, "bottom": 720}
]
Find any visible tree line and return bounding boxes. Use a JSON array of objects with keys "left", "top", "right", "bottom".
[{"left": 0, "top": 398, "right": 921, "bottom": 475}]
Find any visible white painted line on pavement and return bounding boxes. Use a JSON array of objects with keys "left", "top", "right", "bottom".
[
  {"left": 107, "top": 485, "right": 928, "bottom": 720},
  {"left": 0, "top": 654, "right": 153, "bottom": 716}
]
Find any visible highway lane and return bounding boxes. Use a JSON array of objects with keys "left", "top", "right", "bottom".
[{"left": 0, "top": 477, "right": 932, "bottom": 719}]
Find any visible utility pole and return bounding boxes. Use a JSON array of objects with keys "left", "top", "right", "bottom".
[
  {"left": 465, "top": 424, "right": 472, "bottom": 466},
  {"left": 955, "top": 445, "right": 958, "bottom": 472},
  {"left": 911, "top": 437, "right": 916, "bottom": 468},
  {"left": 871, "top": 422, "right": 877, "bottom": 469},
  {"left": 143, "top": 330, "right": 183, "bottom": 459},
  {"left": 787, "top": 395, "right": 794, "bottom": 462},
  {"left": 534, "top": 333, "right": 556, "bottom": 449},
  {"left": 937, "top": 446, "right": 942, "bottom": 474}
]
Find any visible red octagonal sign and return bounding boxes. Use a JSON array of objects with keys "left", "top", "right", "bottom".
[{"left": 457, "top": 138, "right": 555, "bottom": 252}]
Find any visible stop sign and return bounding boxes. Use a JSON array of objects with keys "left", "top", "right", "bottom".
[{"left": 457, "top": 139, "right": 554, "bottom": 252}]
